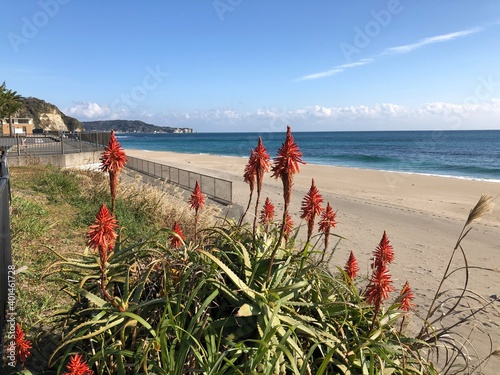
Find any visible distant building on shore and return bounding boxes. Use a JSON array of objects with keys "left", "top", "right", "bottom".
[
  {"left": 173, "top": 128, "right": 193, "bottom": 134},
  {"left": 0, "top": 118, "right": 34, "bottom": 135}
]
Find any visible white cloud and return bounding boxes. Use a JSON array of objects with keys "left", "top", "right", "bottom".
[
  {"left": 145, "top": 100, "right": 500, "bottom": 132},
  {"left": 337, "top": 59, "right": 376, "bottom": 69},
  {"left": 65, "top": 102, "right": 112, "bottom": 119},
  {"left": 383, "top": 27, "right": 483, "bottom": 55},
  {"left": 291, "top": 100, "right": 499, "bottom": 123},
  {"left": 65, "top": 99, "right": 500, "bottom": 131},
  {"left": 297, "top": 69, "right": 344, "bottom": 81},
  {"left": 298, "top": 27, "right": 483, "bottom": 81},
  {"left": 283, "top": 103, "right": 411, "bottom": 121},
  {"left": 297, "top": 58, "right": 373, "bottom": 81}
]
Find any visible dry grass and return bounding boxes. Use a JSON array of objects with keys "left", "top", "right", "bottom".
[
  {"left": 465, "top": 194, "right": 495, "bottom": 227},
  {"left": 117, "top": 169, "right": 222, "bottom": 239}
]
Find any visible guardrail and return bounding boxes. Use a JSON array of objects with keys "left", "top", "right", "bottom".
[
  {"left": 126, "top": 156, "right": 232, "bottom": 205},
  {"left": 0, "top": 151, "right": 12, "bottom": 355},
  {"left": 0, "top": 132, "right": 110, "bottom": 156}
]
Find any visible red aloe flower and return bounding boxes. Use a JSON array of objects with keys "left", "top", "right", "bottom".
[
  {"left": 243, "top": 152, "right": 256, "bottom": 193},
  {"left": 243, "top": 147, "right": 256, "bottom": 181},
  {"left": 189, "top": 181, "right": 205, "bottom": 213},
  {"left": 268, "top": 126, "right": 303, "bottom": 282},
  {"left": 365, "top": 262, "right": 395, "bottom": 314},
  {"left": 344, "top": 251, "right": 359, "bottom": 281},
  {"left": 241, "top": 137, "right": 270, "bottom": 227},
  {"left": 300, "top": 179, "right": 324, "bottom": 242},
  {"left": 244, "top": 138, "right": 270, "bottom": 191},
  {"left": 63, "top": 354, "right": 94, "bottom": 375},
  {"left": 283, "top": 212, "right": 294, "bottom": 240},
  {"left": 170, "top": 221, "right": 186, "bottom": 249},
  {"left": 372, "top": 231, "right": 394, "bottom": 269},
  {"left": 86, "top": 205, "right": 123, "bottom": 311},
  {"left": 318, "top": 202, "right": 337, "bottom": 250},
  {"left": 252, "top": 137, "right": 271, "bottom": 189},
  {"left": 252, "top": 138, "right": 271, "bottom": 231},
  {"left": 99, "top": 130, "right": 127, "bottom": 173},
  {"left": 86, "top": 204, "right": 118, "bottom": 265},
  {"left": 99, "top": 130, "right": 127, "bottom": 213},
  {"left": 260, "top": 197, "right": 275, "bottom": 226},
  {"left": 271, "top": 126, "right": 304, "bottom": 179},
  {"left": 15, "top": 323, "right": 32, "bottom": 367},
  {"left": 189, "top": 181, "right": 206, "bottom": 239},
  {"left": 399, "top": 280, "right": 415, "bottom": 312},
  {"left": 271, "top": 126, "right": 304, "bottom": 213}
]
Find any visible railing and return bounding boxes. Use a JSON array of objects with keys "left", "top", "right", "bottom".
[
  {"left": 0, "top": 151, "right": 12, "bottom": 355},
  {"left": 0, "top": 132, "right": 110, "bottom": 156},
  {"left": 126, "top": 156, "right": 233, "bottom": 205}
]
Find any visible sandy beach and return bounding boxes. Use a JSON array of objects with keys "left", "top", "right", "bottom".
[{"left": 125, "top": 148, "right": 500, "bottom": 364}]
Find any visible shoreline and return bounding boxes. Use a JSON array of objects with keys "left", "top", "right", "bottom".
[
  {"left": 129, "top": 147, "right": 500, "bottom": 184},
  {"left": 124, "top": 148, "right": 500, "bottom": 221}
]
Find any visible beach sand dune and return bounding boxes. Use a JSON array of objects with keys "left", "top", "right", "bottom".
[{"left": 125, "top": 148, "right": 500, "bottom": 368}]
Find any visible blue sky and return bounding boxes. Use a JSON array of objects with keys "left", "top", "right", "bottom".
[{"left": 1, "top": 0, "right": 500, "bottom": 132}]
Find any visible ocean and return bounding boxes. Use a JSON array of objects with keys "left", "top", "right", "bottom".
[{"left": 117, "top": 130, "right": 500, "bottom": 182}]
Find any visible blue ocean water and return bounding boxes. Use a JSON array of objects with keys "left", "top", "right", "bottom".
[{"left": 117, "top": 130, "right": 500, "bottom": 182}]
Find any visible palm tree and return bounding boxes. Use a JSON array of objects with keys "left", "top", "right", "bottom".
[{"left": 0, "top": 83, "right": 23, "bottom": 136}]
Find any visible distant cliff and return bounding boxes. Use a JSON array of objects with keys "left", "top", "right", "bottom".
[
  {"left": 16, "top": 97, "right": 193, "bottom": 134},
  {"left": 82, "top": 120, "right": 193, "bottom": 134},
  {"left": 19, "top": 97, "right": 84, "bottom": 132}
]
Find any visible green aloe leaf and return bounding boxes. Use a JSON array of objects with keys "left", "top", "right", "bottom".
[
  {"left": 64, "top": 284, "right": 107, "bottom": 307},
  {"left": 130, "top": 262, "right": 156, "bottom": 303},
  {"left": 236, "top": 240, "right": 253, "bottom": 284},
  {"left": 198, "top": 249, "right": 261, "bottom": 300},
  {"left": 210, "top": 315, "right": 257, "bottom": 342},
  {"left": 118, "top": 311, "right": 157, "bottom": 338},
  {"left": 208, "top": 277, "right": 241, "bottom": 304},
  {"left": 51, "top": 315, "right": 125, "bottom": 364}
]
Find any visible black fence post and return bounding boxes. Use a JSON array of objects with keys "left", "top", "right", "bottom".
[{"left": 0, "top": 151, "right": 13, "bottom": 357}]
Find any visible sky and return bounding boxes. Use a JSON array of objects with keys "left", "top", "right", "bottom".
[{"left": 1, "top": 0, "right": 500, "bottom": 132}]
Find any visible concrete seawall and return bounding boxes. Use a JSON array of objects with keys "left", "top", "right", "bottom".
[{"left": 6, "top": 151, "right": 101, "bottom": 168}]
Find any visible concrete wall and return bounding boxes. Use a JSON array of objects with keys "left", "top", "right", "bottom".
[{"left": 7, "top": 151, "right": 101, "bottom": 168}]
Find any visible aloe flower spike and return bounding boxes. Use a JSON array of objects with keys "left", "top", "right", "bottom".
[
  {"left": 99, "top": 130, "right": 127, "bottom": 213},
  {"left": 300, "top": 178, "right": 324, "bottom": 243},
  {"left": 63, "top": 354, "right": 94, "bottom": 375},
  {"left": 189, "top": 180, "right": 206, "bottom": 241}
]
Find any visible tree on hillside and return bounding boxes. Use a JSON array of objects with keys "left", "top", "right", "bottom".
[{"left": 0, "top": 82, "right": 23, "bottom": 136}]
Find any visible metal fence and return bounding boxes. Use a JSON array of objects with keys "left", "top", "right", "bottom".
[
  {"left": 0, "top": 151, "right": 12, "bottom": 354},
  {"left": 126, "top": 156, "right": 233, "bottom": 205},
  {"left": 0, "top": 132, "right": 110, "bottom": 156}
]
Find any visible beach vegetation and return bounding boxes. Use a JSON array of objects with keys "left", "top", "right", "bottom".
[{"left": 5, "top": 129, "right": 499, "bottom": 374}]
